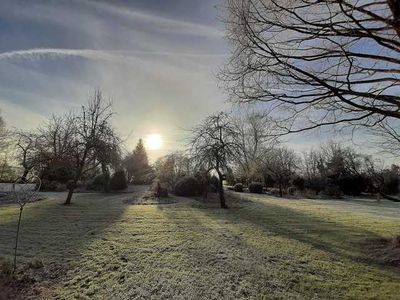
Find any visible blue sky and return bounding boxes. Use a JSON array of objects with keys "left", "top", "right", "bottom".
[
  {"left": 0, "top": 0, "right": 229, "bottom": 159},
  {"left": 0, "top": 0, "right": 395, "bottom": 163}
]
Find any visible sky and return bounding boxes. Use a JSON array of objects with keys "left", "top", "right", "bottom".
[
  {"left": 0, "top": 0, "right": 396, "bottom": 164},
  {"left": 0, "top": 0, "right": 229, "bottom": 160}
]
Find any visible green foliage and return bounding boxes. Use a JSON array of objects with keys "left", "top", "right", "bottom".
[
  {"left": 87, "top": 174, "right": 106, "bottom": 191},
  {"left": 249, "top": 182, "right": 263, "bottom": 193},
  {"left": 110, "top": 170, "right": 127, "bottom": 190},
  {"left": 173, "top": 176, "right": 201, "bottom": 196},
  {"left": 234, "top": 183, "right": 243, "bottom": 192},
  {"left": 40, "top": 160, "right": 75, "bottom": 186}
]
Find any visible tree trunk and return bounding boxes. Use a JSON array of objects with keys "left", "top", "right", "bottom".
[
  {"left": 64, "top": 187, "right": 74, "bottom": 205},
  {"left": 21, "top": 169, "right": 29, "bottom": 181},
  {"left": 217, "top": 171, "right": 228, "bottom": 209},
  {"left": 101, "top": 162, "right": 110, "bottom": 193},
  {"left": 279, "top": 183, "right": 283, "bottom": 197}
]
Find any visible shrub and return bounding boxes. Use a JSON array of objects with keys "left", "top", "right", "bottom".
[
  {"left": 87, "top": 174, "right": 106, "bottom": 191},
  {"left": 150, "top": 180, "right": 169, "bottom": 197},
  {"left": 249, "top": 182, "right": 263, "bottom": 193},
  {"left": 323, "top": 184, "right": 342, "bottom": 198},
  {"left": 304, "top": 176, "right": 326, "bottom": 195},
  {"left": 293, "top": 177, "right": 305, "bottom": 191},
  {"left": 234, "top": 183, "right": 243, "bottom": 192},
  {"left": 210, "top": 175, "right": 220, "bottom": 191},
  {"left": 110, "top": 171, "right": 128, "bottom": 190},
  {"left": 287, "top": 186, "right": 297, "bottom": 195},
  {"left": 174, "top": 176, "right": 201, "bottom": 196},
  {"left": 383, "top": 172, "right": 399, "bottom": 195},
  {"left": 40, "top": 161, "right": 75, "bottom": 184},
  {"left": 55, "top": 183, "right": 67, "bottom": 192},
  {"left": 337, "top": 175, "right": 368, "bottom": 196}
]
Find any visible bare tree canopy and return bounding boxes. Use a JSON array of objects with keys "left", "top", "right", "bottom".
[
  {"left": 189, "top": 112, "right": 238, "bottom": 208},
  {"left": 221, "top": 0, "right": 400, "bottom": 134}
]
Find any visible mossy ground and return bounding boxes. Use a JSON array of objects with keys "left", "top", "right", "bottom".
[{"left": 0, "top": 188, "right": 399, "bottom": 299}]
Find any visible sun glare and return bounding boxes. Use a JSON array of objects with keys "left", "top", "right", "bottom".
[{"left": 145, "top": 134, "right": 162, "bottom": 150}]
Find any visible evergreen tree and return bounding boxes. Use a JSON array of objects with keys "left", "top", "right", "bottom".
[{"left": 123, "top": 139, "right": 151, "bottom": 183}]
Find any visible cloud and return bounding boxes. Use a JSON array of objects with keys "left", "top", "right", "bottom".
[
  {"left": 0, "top": 48, "right": 226, "bottom": 65},
  {"left": 79, "top": 0, "right": 223, "bottom": 39}
]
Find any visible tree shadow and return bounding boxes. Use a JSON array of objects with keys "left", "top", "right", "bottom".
[
  {"left": 161, "top": 196, "right": 399, "bottom": 272},
  {"left": 0, "top": 192, "right": 129, "bottom": 298},
  {"left": 156, "top": 198, "right": 400, "bottom": 298}
]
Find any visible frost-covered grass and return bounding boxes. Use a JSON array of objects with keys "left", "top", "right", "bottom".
[{"left": 0, "top": 189, "right": 399, "bottom": 299}]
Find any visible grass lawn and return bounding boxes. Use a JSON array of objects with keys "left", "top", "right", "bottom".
[{"left": 0, "top": 188, "right": 400, "bottom": 299}]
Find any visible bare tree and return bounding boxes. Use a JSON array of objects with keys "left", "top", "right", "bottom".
[
  {"left": 232, "top": 111, "right": 278, "bottom": 182},
  {"left": 189, "top": 112, "right": 237, "bottom": 208},
  {"left": 221, "top": 0, "right": 400, "bottom": 135},
  {"left": 262, "top": 147, "right": 299, "bottom": 197},
  {"left": 12, "top": 176, "right": 41, "bottom": 272},
  {"left": 64, "top": 90, "right": 115, "bottom": 205},
  {"left": 14, "top": 131, "right": 40, "bottom": 180},
  {"left": 153, "top": 151, "right": 193, "bottom": 188}
]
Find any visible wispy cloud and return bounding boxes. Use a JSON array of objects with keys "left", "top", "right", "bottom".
[
  {"left": 0, "top": 48, "right": 226, "bottom": 63},
  {"left": 79, "top": 0, "right": 223, "bottom": 39}
]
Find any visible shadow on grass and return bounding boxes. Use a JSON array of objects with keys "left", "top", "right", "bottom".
[
  {"left": 164, "top": 195, "right": 399, "bottom": 272},
  {"left": 0, "top": 192, "right": 129, "bottom": 297}
]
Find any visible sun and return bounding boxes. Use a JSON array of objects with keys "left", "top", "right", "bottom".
[{"left": 145, "top": 134, "right": 163, "bottom": 150}]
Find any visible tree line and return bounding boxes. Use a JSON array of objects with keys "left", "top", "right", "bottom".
[
  {"left": 152, "top": 111, "right": 400, "bottom": 208},
  {"left": 0, "top": 91, "right": 151, "bottom": 204}
]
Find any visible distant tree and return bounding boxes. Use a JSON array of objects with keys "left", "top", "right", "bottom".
[
  {"left": 221, "top": 0, "right": 400, "bottom": 140},
  {"left": 14, "top": 131, "right": 40, "bottom": 180},
  {"left": 302, "top": 149, "right": 326, "bottom": 195},
  {"left": 153, "top": 152, "right": 192, "bottom": 187},
  {"left": 62, "top": 90, "right": 116, "bottom": 205},
  {"left": 189, "top": 112, "right": 237, "bottom": 208},
  {"left": 0, "top": 112, "right": 17, "bottom": 182},
  {"left": 232, "top": 111, "right": 278, "bottom": 183},
  {"left": 110, "top": 170, "right": 128, "bottom": 190},
  {"left": 262, "top": 147, "right": 299, "bottom": 197},
  {"left": 123, "top": 139, "right": 151, "bottom": 184},
  {"left": 93, "top": 127, "right": 121, "bottom": 192}
]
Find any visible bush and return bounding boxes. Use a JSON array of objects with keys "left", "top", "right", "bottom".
[
  {"left": 150, "top": 180, "right": 169, "bottom": 197},
  {"left": 293, "top": 177, "right": 305, "bottom": 191},
  {"left": 337, "top": 175, "right": 368, "bottom": 196},
  {"left": 234, "top": 183, "right": 243, "bottom": 192},
  {"left": 287, "top": 186, "right": 297, "bottom": 195},
  {"left": 323, "top": 184, "right": 342, "bottom": 198},
  {"left": 383, "top": 172, "right": 399, "bottom": 195},
  {"left": 40, "top": 161, "right": 75, "bottom": 184},
  {"left": 174, "top": 176, "right": 201, "bottom": 196},
  {"left": 210, "top": 175, "right": 220, "bottom": 191},
  {"left": 87, "top": 174, "right": 106, "bottom": 191},
  {"left": 249, "top": 182, "right": 263, "bottom": 193},
  {"left": 110, "top": 171, "right": 128, "bottom": 190},
  {"left": 304, "top": 176, "right": 326, "bottom": 194},
  {"left": 55, "top": 183, "right": 67, "bottom": 192}
]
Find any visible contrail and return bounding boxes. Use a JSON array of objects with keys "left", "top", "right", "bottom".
[{"left": 0, "top": 48, "right": 226, "bottom": 63}]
